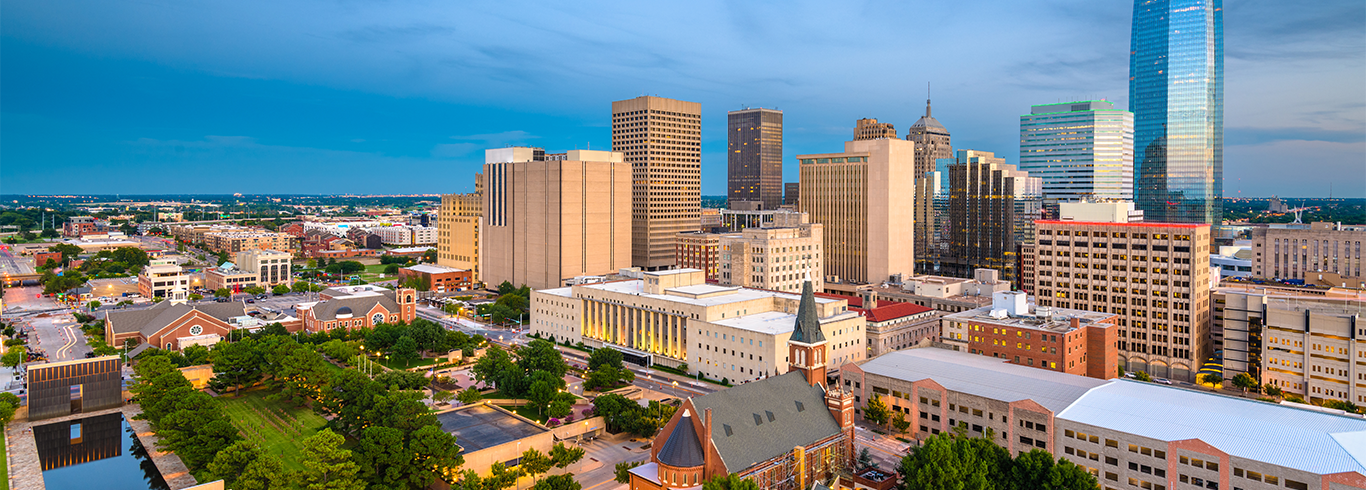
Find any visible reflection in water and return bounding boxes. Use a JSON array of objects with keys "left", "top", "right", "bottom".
[{"left": 36, "top": 414, "right": 170, "bottom": 490}]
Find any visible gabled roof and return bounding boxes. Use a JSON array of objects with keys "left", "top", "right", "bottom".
[
  {"left": 690, "top": 371, "right": 841, "bottom": 472},
  {"left": 656, "top": 411, "right": 704, "bottom": 467},
  {"left": 107, "top": 301, "right": 246, "bottom": 337},
  {"left": 856, "top": 302, "right": 934, "bottom": 323},
  {"left": 790, "top": 280, "right": 825, "bottom": 344},
  {"left": 310, "top": 294, "right": 400, "bottom": 321}
]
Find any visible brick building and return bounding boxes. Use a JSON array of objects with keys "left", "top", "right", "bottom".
[
  {"left": 399, "top": 264, "right": 472, "bottom": 293},
  {"left": 940, "top": 291, "right": 1120, "bottom": 379}
]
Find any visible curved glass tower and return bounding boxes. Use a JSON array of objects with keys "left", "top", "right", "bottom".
[{"left": 1129, "top": 0, "right": 1223, "bottom": 224}]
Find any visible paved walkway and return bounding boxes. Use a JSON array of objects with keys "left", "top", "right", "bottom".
[{"left": 5, "top": 403, "right": 200, "bottom": 490}]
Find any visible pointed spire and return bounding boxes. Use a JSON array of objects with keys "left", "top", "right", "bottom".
[
  {"left": 926, "top": 82, "right": 932, "bottom": 118},
  {"left": 790, "top": 279, "right": 825, "bottom": 344}
]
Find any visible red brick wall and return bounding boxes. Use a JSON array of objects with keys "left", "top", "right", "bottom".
[{"left": 1085, "top": 321, "right": 1120, "bottom": 379}]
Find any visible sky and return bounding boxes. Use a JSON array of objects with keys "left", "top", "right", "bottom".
[{"left": 2, "top": 0, "right": 1363, "bottom": 198}]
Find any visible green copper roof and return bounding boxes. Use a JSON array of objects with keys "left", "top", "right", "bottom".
[{"left": 790, "top": 280, "right": 825, "bottom": 344}]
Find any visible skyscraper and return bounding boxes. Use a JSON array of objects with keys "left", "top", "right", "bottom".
[
  {"left": 727, "top": 108, "right": 783, "bottom": 210},
  {"left": 945, "top": 150, "right": 1042, "bottom": 283},
  {"left": 905, "top": 98, "right": 953, "bottom": 179},
  {"left": 612, "top": 96, "right": 702, "bottom": 270},
  {"left": 852, "top": 118, "right": 897, "bottom": 141},
  {"left": 1019, "top": 100, "right": 1134, "bottom": 201},
  {"left": 798, "top": 138, "right": 916, "bottom": 284},
  {"left": 1130, "top": 0, "right": 1223, "bottom": 224}
]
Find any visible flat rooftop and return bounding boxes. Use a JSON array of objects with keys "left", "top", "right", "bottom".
[
  {"left": 944, "top": 305, "right": 1115, "bottom": 334},
  {"left": 435, "top": 405, "right": 548, "bottom": 454},
  {"left": 858, "top": 348, "right": 1107, "bottom": 413}
]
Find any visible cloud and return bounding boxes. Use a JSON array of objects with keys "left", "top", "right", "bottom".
[
  {"left": 431, "top": 130, "right": 538, "bottom": 158},
  {"left": 1226, "top": 126, "right": 1366, "bottom": 146}
]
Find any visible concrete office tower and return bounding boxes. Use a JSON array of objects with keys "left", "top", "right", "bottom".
[
  {"left": 1130, "top": 0, "right": 1223, "bottom": 224},
  {"left": 1020, "top": 101, "right": 1134, "bottom": 201},
  {"left": 438, "top": 182, "right": 482, "bottom": 283},
  {"left": 612, "top": 96, "right": 702, "bottom": 270},
  {"left": 914, "top": 158, "right": 951, "bottom": 274},
  {"left": 798, "top": 138, "right": 916, "bottom": 285},
  {"left": 852, "top": 118, "right": 897, "bottom": 140},
  {"left": 944, "top": 150, "right": 1042, "bottom": 283},
  {"left": 727, "top": 108, "right": 783, "bottom": 210},
  {"left": 1032, "top": 219, "right": 1213, "bottom": 382},
  {"left": 1251, "top": 222, "right": 1366, "bottom": 286},
  {"left": 784, "top": 182, "right": 800, "bottom": 207},
  {"left": 716, "top": 212, "right": 824, "bottom": 293},
  {"left": 482, "top": 148, "right": 631, "bottom": 290},
  {"left": 905, "top": 98, "right": 953, "bottom": 179}
]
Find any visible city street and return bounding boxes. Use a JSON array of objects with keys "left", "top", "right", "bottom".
[{"left": 1, "top": 286, "right": 91, "bottom": 363}]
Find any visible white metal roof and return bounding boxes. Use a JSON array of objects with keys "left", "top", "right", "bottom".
[
  {"left": 1057, "top": 380, "right": 1366, "bottom": 475},
  {"left": 857, "top": 348, "right": 1107, "bottom": 413}
]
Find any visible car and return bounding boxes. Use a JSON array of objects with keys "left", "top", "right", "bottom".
[
  {"left": 1123, "top": 372, "right": 1137, "bottom": 379},
  {"left": 257, "top": 294, "right": 268, "bottom": 299},
  {"left": 1155, "top": 378, "right": 1172, "bottom": 385},
  {"left": 246, "top": 299, "right": 255, "bottom": 304}
]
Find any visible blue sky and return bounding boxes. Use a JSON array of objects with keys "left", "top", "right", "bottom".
[{"left": 3, "top": 0, "right": 1363, "bottom": 197}]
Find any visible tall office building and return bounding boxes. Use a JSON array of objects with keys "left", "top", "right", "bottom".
[
  {"left": 1130, "top": 0, "right": 1224, "bottom": 224},
  {"left": 612, "top": 96, "right": 702, "bottom": 270},
  {"left": 437, "top": 178, "right": 482, "bottom": 283},
  {"left": 784, "top": 182, "right": 800, "bottom": 207},
  {"left": 913, "top": 158, "right": 951, "bottom": 274},
  {"left": 727, "top": 108, "right": 783, "bottom": 210},
  {"left": 905, "top": 98, "right": 953, "bottom": 178},
  {"left": 944, "top": 150, "right": 1042, "bottom": 283},
  {"left": 1019, "top": 101, "right": 1134, "bottom": 201},
  {"left": 482, "top": 148, "right": 631, "bottom": 290},
  {"left": 798, "top": 138, "right": 916, "bottom": 285},
  {"left": 852, "top": 118, "right": 897, "bottom": 140},
  {"left": 1032, "top": 220, "right": 1213, "bottom": 382}
]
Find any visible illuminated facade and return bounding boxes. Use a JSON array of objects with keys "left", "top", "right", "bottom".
[
  {"left": 1130, "top": 0, "right": 1224, "bottom": 224},
  {"left": 1020, "top": 101, "right": 1134, "bottom": 201}
]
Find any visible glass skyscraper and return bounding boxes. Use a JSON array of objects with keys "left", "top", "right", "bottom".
[
  {"left": 1019, "top": 100, "right": 1134, "bottom": 202},
  {"left": 1129, "top": 0, "right": 1223, "bottom": 224},
  {"left": 727, "top": 108, "right": 784, "bottom": 209}
]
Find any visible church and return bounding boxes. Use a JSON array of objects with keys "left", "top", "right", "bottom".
[{"left": 629, "top": 280, "right": 857, "bottom": 490}]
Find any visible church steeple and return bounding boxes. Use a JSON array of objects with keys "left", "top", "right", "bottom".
[{"left": 788, "top": 279, "right": 828, "bottom": 388}]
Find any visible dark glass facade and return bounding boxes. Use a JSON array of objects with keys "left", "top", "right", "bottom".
[
  {"left": 727, "top": 108, "right": 783, "bottom": 209},
  {"left": 1130, "top": 0, "right": 1224, "bottom": 224}
]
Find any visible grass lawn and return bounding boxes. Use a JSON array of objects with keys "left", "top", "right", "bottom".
[
  {"left": 511, "top": 405, "right": 550, "bottom": 424},
  {"left": 219, "top": 390, "right": 329, "bottom": 471},
  {"left": 376, "top": 355, "right": 437, "bottom": 370}
]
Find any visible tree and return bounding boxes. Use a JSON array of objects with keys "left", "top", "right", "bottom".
[
  {"left": 1263, "top": 384, "right": 1283, "bottom": 398},
  {"left": 375, "top": 369, "right": 430, "bottom": 390},
  {"left": 457, "top": 387, "right": 484, "bottom": 404},
  {"left": 857, "top": 448, "right": 878, "bottom": 470},
  {"left": 1231, "top": 373, "right": 1258, "bottom": 394},
  {"left": 1201, "top": 373, "right": 1223, "bottom": 386},
  {"left": 49, "top": 243, "right": 82, "bottom": 263},
  {"left": 237, "top": 453, "right": 290, "bottom": 490},
  {"left": 295, "top": 429, "right": 365, "bottom": 490},
  {"left": 892, "top": 410, "right": 911, "bottom": 434},
  {"left": 391, "top": 335, "right": 419, "bottom": 367},
  {"left": 549, "top": 443, "right": 585, "bottom": 470},
  {"left": 40, "top": 228, "right": 59, "bottom": 238},
  {"left": 353, "top": 426, "right": 409, "bottom": 489},
  {"left": 433, "top": 390, "right": 455, "bottom": 406},
  {"left": 1133, "top": 371, "right": 1153, "bottom": 382},
  {"left": 384, "top": 264, "right": 400, "bottom": 274},
  {"left": 273, "top": 283, "right": 291, "bottom": 295},
  {"left": 0, "top": 392, "right": 19, "bottom": 426},
  {"left": 210, "top": 337, "right": 264, "bottom": 396},
  {"left": 156, "top": 391, "right": 242, "bottom": 470},
  {"left": 898, "top": 429, "right": 1009, "bottom": 490},
  {"left": 701, "top": 473, "right": 760, "bottom": 490},
  {"left": 87, "top": 300, "right": 101, "bottom": 310},
  {"left": 214, "top": 288, "right": 231, "bottom": 298},
  {"left": 189, "top": 293, "right": 204, "bottom": 301},
  {"left": 863, "top": 394, "right": 890, "bottom": 426},
  {"left": 532, "top": 474, "right": 581, "bottom": 490},
  {"left": 519, "top": 448, "right": 554, "bottom": 481},
  {"left": 518, "top": 339, "right": 568, "bottom": 380},
  {"left": 498, "top": 281, "right": 517, "bottom": 296},
  {"left": 528, "top": 372, "right": 561, "bottom": 415},
  {"left": 243, "top": 285, "right": 266, "bottom": 295},
  {"left": 207, "top": 441, "right": 264, "bottom": 488},
  {"left": 472, "top": 344, "right": 519, "bottom": 393},
  {"left": 614, "top": 462, "right": 643, "bottom": 484},
  {"left": 1, "top": 349, "right": 23, "bottom": 369}
]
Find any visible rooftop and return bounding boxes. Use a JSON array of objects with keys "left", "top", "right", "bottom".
[
  {"left": 1059, "top": 380, "right": 1366, "bottom": 475},
  {"left": 404, "top": 264, "right": 465, "bottom": 274},
  {"left": 1035, "top": 220, "right": 1206, "bottom": 229},
  {"left": 857, "top": 348, "right": 1107, "bottom": 413},
  {"left": 434, "top": 405, "right": 548, "bottom": 454},
  {"left": 689, "top": 371, "right": 843, "bottom": 473},
  {"left": 855, "top": 301, "right": 935, "bottom": 323},
  {"left": 944, "top": 305, "right": 1116, "bottom": 334}
]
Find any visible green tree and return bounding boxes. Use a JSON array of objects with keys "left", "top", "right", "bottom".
[
  {"left": 532, "top": 474, "right": 581, "bottom": 490},
  {"left": 1263, "top": 384, "right": 1283, "bottom": 398},
  {"left": 353, "top": 426, "right": 408, "bottom": 488},
  {"left": 209, "top": 337, "right": 264, "bottom": 396},
  {"left": 588, "top": 347, "right": 624, "bottom": 371},
  {"left": 189, "top": 293, "right": 204, "bottom": 301},
  {"left": 856, "top": 448, "right": 877, "bottom": 470},
  {"left": 214, "top": 288, "right": 231, "bottom": 298},
  {"left": 892, "top": 410, "right": 911, "bottom": 434},
  {"left": 863, "top": 393, "right": 890, "bottom": 426},
  {"left": 433, "top": 390, "right": 455, "bottom": 406},
  {"left": 295, "top": 428, "right": 365, "bottom": 490},
  {"left": 237, "top": 453, "right": 290, "bottom": 490},
  {"left": 156, "top": 392, "right": 242, "bottom": 470},
  {"left": 207, "top": 441, "right": 264, "bottom": 489},
  {"left": 614, "top": 462, "right": 643, "bottom": 484},
  {"left": 457, "top": 387, "right": 484, "bottom": 404},
  {"left": 519, "top": 447, "right": 554, "bottom": 481},
  {"left": 472, "top": 344, "right": 519, "bottom": 393},
  {"left": 1133, "top": 371, "right": 1153, "bottom": 382},
  {"left": 518, "top": 339, "right": 568, "bottom": 380},
  {"left": 898, "top": 429, "right": 1009, "bottom": 490},
  {"left": 49, "top": 243, "right": 82, "bottom": 262},
  {"left": 273, "top": 283, "right": 291, "bottom": 295},
  {"left": 1201, "top": 373, "right": 1223, "bottom": 385},
  {"left": 375, "top": 369, "right": 430, "bottom": 390},
  {"left": 87, "top": 300, "right": 101, "bottom": 310},
  {"left": 527, "top": 372, "right": 561, "bottom": 415},
  {"left": 0, "top": 392, "right": 19, "bottom": 426},
  {"left": 701, "top": 473, "right": 760, "bottom": 490},
  {"left": 1231, "top": 373, "right": 1258, "bottom": 394},
  {"left": 549, "top": 443, "right": 585, "bottom": 470},
  {"left": 391, "top": 335, "right": 420, "bottom": 367},
  {"left": 1, "top": 349, "right": 23, "bottom": 369},
  {"left": 384, "top": 264, "right": 400, "bottom": 274},
  {"left": 498, "top": 281, "right": 517, "bottom": 296}
]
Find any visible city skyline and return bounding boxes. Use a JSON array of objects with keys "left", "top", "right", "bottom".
[{"left": 2, "top": 1, "right": 1363, "bottom": 198}]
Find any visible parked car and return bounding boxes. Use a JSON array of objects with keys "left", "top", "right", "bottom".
[{"left": 1155, "top": 378, "right": 1173, "bottom": 385}]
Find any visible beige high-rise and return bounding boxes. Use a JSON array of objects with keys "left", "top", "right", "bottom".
[
  {"left": 798, "top": 138, "right": 916, "bottom": 284},
  {"left": 716, "top": 211, "right": 824, "bottom": 293},
  {"left": 1032, "top": 220, "right": 1213, "bottom": 381},
  {"left": 438, "top": 180, "right": 482, "bottom": 283},
  {"left": 612, "top": 96, "right": 701, "bottom": 270},
  {"left": 1250, "top": 222, "right": 1366, "bottom": 285},
  {"left": 483, "top": 148, "right": 631, "bottom": 290}
]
